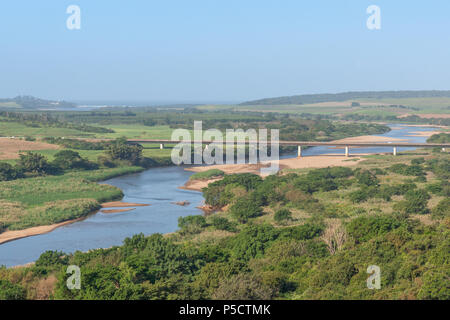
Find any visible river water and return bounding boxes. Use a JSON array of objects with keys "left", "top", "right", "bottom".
[{"left": 0, "top": 124, "right": 439, "bottom": 267}]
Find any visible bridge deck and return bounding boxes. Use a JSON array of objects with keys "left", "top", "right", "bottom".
[{"left": 127, "top": 139, "right": 450, "bottom": 148}]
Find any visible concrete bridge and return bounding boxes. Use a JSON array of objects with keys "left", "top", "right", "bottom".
[{"left": 127, "top": 139, "right": 450, "bottom": 157}]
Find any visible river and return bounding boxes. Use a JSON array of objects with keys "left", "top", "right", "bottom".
[{"left": 0, "top": 124, "right": 439, "bottom": 267}]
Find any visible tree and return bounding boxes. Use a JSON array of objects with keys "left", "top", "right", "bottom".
[
  {"left": 229, "top": 197, "right": 263, "bottom": 223},
  {"left": 0, "top": 162, "right": 22, "bottom": 181},
  {"left": 52, "top": 150, "right": 97, "bottom": 170},
  {"left": 106, "top": 139, "right": 143, "bottom": 164},
  {"left": 17, "top": 152, "right": 52, "bottom": 175}
]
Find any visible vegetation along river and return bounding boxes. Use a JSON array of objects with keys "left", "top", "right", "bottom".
[{"left": 0, "top": 124, "right": 440, "bottom": 267}]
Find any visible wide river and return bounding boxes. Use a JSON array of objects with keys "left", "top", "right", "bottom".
[{"left": 0, "top": 124, "right": 439, "bottom": 267}]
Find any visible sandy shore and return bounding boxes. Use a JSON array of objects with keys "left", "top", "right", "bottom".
[
  {"left": 101, "top": 208, "right": 135, "bottom": 214},
  {"left": 101, "top": 201, "right": 150, "bottom": 208},
  {"left": 406, "top": 131, "right": 449, "bottom": 137},
  {"left": 0, "top": 218, "right": 85, "bottom": 245},
  {"left": 182, "top": 154, "right": 367, "bottom": 190},
  {"left": 330, "top": 135, "right": 407, "bottom": 143}
]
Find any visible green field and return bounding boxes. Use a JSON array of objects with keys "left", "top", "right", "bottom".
[{"left": 0, "top": 167, "right": 144, "bottom": 231}]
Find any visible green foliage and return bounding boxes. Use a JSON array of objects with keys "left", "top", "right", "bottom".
[
  {"left": 427, "top": 133, "right": 450, "bottom": 143},
  {"left": 17, "top": 152, "right": 53, "bottom": 175},
  {"left": 431, "top": 198, "right": 450, "bottom": 220},
  {"left": 52, "top": 150, "right": 98, "bottom": 170},
  {"left": 227, "top": 224, "right": 279, "bottom": 261},
  {"left": 229, "top": 197, "right": 263, "bottom": 223},
  {"left": 106, "top": 139, "right": 143, "bottom": 165},
  {"left": 394, "top": 189, "right": 430, "bottom": 215},
  {"left": 178, "top": 215, "right": 207, "bottom": 234},
  {"left": 274, "top": 208, "right": 292, "bottom": 223},
  {"left": 35, "top": 250, "right": 69, "bottom": 267},
  {"left": 0, "top": 280, "right": 26, "bottom": 300},
  {"left": 210, "top": 216, "right": 236, "bottom": 232},
  {"left": 346, "top": 215, "right": 405, "bottom": 243},
  {"left": 0, "top": 162, "right": 22, "bottom": 181}
]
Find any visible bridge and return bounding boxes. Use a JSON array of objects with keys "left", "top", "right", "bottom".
[{"left": 127, "top": 139, "right": 450, "bottom": 157}]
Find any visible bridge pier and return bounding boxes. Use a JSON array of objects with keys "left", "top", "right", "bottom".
[
  {"left": 393, "top": 146, "right": 397, "bottom": 156},
  {"left": 345, "top": 146, "right": 349, "bottom": 157},
  {"left": 297, "top": 146, "right": 302, "bottom": 157},
  {"left": 160, "top": 143, "right": 164, "bottom": 150}
]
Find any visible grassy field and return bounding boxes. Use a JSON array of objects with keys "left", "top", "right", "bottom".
[
  {"left": 0, "top": 120, "right": 93, "bottom": 138},
  {"left": 197, "top": 97, "right": 450, "bottom": 116},
  {"left": 0, "top": 166, "right": 144, "bottom": 231}
]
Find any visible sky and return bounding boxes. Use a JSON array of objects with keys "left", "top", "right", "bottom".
[{"left": 0, "top": 0, "right": 449, "bottom": 104}]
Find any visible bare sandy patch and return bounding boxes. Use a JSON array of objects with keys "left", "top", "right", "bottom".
[
  {"left": 0, "top": 218, "right": 85, "bottom": 245},
  {"left": 0, "top": 138, "right": 60, "bottom": 160},
  {"left": 101, "top": 208, "right": 135, "bottom": 214},
  {"left": 180, "top": 177, "right": 223, "bottom": 191},
  {"left": 184, "top": 155, "right": 365, "bottom": 179},
  {"left": 406, "top": 131, "right": 449, "bottom": 137},
  {"left": 101, "top": 201, "right": 149, "bottom": 208},
  {"left": 330, "top": 135, "right": 407, "bottom": 144}
]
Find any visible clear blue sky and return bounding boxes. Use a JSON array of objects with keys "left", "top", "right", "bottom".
[{"left": 1, "top": 0, "right": 449, "bottom": 103}]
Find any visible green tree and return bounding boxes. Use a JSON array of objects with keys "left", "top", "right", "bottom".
[
  {"left": 229, "top": 197, "right": 263, "bottom": 223},
  {"left": 17, "top": 152, "right": 52, "bottom": 175}
]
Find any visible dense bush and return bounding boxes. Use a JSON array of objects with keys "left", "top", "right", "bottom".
[
  {"left": 106, "top": 139, "right": 143, "bottom": 165},
  {"left": 229, "top": 197, "right": 263, "bottom": 223},
  {"left": 0, "top": 280, "right": 26, "bottom": 300},
  {"left": 52, "top": 150, "right": 98, "bottom": 170},
  {"left": 210, "top": 216, "right": 236, "bottom": 232},
  {"left": 346, "top": 215, "right": 404, "bottom": 243},
  {"left": 431, "top": 198, "right": 450, "bottom": 220},
  {"left": 17, "top": 152, "right": 54, "bottom": 175},
  {"left": 178, "top": 215, "right": 207, "bottom": 234},
  {"left": 0, "top": 162, "right": 22, "bottom": 181},
  {"left": 274, "top": 208, "right": 292, "bottom": 223},
  {"left": 394, "top": 189, "right": 430, "bottom": 215}
]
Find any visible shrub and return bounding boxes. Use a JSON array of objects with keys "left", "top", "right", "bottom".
[
  {"left": 431, "top": 198, "right": 450, "bottom": 220},
  {"left": 356, "top": 170, "right": 379, "bottom": 187},
  {"left": 178, "top": 215, "right": 207, "bottom": 234},
  {"left": 0, "top": 280, "right": 26, "bottom": 300},
  {"left": 346, "top": 215, "right": 404, "bottom": 243},
  {"left": 35, "top": 250, "right": 69, "bottom": 267},
  {"left": 0, "top": 162, "right": 22, "bottom": 181},
  {"left": 394, "top": 189, "right": 430, "bottom": 215},
  {"left": 210, "top": 216, "right": 236, "bottom": 232},
  {"left": 53, "top": 150, "right": 98, "bottom": 170},
  {"left": 17, "top": 152, "right": 53, "bottom": 175},
  {"left": 106, "top": 139, "right": 143, "bottom": 164},
  {"left": 274, "top": 208, "right": 292, "bottom": 223},
  {"left": 229, "top": 197, "right": 263, "bottom": 223},
  {"left": 279, "top": 223, "right": 324, "bottom": 241}
]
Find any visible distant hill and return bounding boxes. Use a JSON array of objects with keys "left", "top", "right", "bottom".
[
  {"left": 0, "top": 95, "right": 77, "bottom": 109},
  {"left": 240, "top": 90, "right": 450, "bottom": 105}
]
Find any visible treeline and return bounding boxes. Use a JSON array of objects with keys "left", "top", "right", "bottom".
[
  {"left": 427, "top": 133, "right": 450, "bottom": 143},
  {"left": 0, "top": 138, "right": 169, "bottom": 183},
  {"left": 0, "top": 111, "right": 114, "bottom": 134},
  {"left": 240, "top": 90, "right": 450, "bottom": 105}
]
